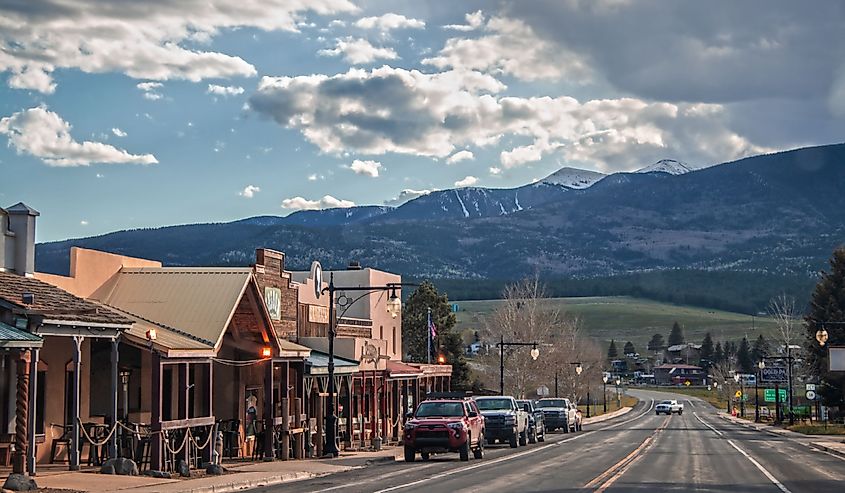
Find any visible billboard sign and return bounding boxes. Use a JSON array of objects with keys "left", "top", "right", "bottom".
[
  {"left": 764, "top": 388, "right": 787, "bottom": 402},
  {"left": 761, "top": 366, "right": 788, "bottom": 383},
  {"left": 829, "top": 347, "right": 845, "bottom": 372}
]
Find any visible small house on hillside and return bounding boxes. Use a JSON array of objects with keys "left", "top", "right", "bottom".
[{"left": 653, "top": 363, "right": 705, "bottom": 385}]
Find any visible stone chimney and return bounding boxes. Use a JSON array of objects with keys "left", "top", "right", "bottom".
[
  {"left": 6, "top": 202, "right": 39, "bottom": 276},
  {"left": 255, "top": 248, "right": 285, "bottom": 276}
]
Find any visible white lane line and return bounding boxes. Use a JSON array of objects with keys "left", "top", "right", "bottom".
[
  {"left": 687, "top": 399, "right": 695, "bottom": 408},
  {"left": 603, "top": 399, "right": 655, "bottom": 430},
  {"left": 695, "top": 412, "right": 791, "bottom": 493}
]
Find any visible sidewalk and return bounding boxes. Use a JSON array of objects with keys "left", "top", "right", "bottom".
[
  {"left": 583, "top": 406, "right": 633, "bottom": 425},
  {"left": 15, "top": 447, "right": 400, "bottom": 493},
  {"left": 718, "top": 412, "right": 845, "bottom": 459}
]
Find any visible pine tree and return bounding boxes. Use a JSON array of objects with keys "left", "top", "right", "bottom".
[
  {"left": 668, "top": 321, "right": 685, "bottom": 346},
  {"left": 700, "top": 332, "right": 714, "bottom": 367},
  {"left": 805, "top": 246, "right": 845, "bottom": 406},
  {"left": 736, "top": 337, "right": 753, "bottom": 373},
  {"left": 714, "top": 342, "right": 724, "bottom": 364},
  {"left": 623, "top": 341, "right": 636, "bottom": 356},
  {"left": 402, "top": 281, "right": 471, "bottom": 388},
  {"left": 607, "top": 339, "right": 618, "bottom": 360},
  {"left": 751, "top": 334, "right": 769, "bottom": 363},
  {"left": 647, "top": 333, "right": 665, "bottom": 351}
]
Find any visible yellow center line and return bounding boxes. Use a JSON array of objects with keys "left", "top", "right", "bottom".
[{"left": 584, "top": 416, "right": 670, "bottom": 490}]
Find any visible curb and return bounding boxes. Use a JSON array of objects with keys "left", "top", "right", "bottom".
[
  {"left": 164, "top": 471, "right": 318, "bottom": 493},
  {"left": 583, "top": 406, "right": 633, "bottom": 425},
  {"left": 811, "top": 442, "right": 845, "bottom": 458}
]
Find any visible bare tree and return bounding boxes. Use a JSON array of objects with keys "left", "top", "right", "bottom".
[{"left": 767, "top": 294, "right": 806, "bottom": 419}]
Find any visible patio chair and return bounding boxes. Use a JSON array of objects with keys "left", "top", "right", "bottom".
[{"left": 49, "top": 425, "right": 72, "bottom": 463}]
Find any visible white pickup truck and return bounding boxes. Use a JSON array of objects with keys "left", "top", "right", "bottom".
[{"left": 655, "top": 400, "right": 684, "bottom": 415}]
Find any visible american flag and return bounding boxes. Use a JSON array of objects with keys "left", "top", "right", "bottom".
[{"left": 428, "top": 318, "right": 437, "bottom": 339}]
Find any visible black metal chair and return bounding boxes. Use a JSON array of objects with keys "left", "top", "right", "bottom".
[
  {"left": 133, "top": 424, "right": 152, "bottom": 471},
  {"left": 49, "top": 425, "right": 72, "bottom": 463}
]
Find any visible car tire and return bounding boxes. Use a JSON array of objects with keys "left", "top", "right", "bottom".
[
  {"left": 460, "top": 436, "right": 470, "bottom": 462},
  {"left": 519, "top": 430, "right": 528, "bottom": 446},
  {"left": 404, "top": 446, "right": 415, "bottom": 462},
  {"left": 509, "top": 433, "right": 518, "bottom": 448},
  {"left": 473, "top": 433, "right": 484, "bottom": 459},
  {"left": 421, "top": 452, "right": 430, "bottom": 461},
  {"left": 678, "top": 410, "right": 683, "bottom": 415},
  {"left": 529, "top": 428, "right": 537, "bottom": 444}
]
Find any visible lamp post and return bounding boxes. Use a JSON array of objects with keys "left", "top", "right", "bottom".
[
  {"left": 602, "top": 374, "right": 609, "bottom": 414},
  {"left": 615, "top": 378, "right": 621, "bottom": 408},
  {"left": 496, "top": 335, "right": 540, "bottom": 396},
  {"left": 570, "top": 363, "right": 587, "bottom": 418},
  {"left": 733, "top": 373, "right": 745, "bottom": 418},
  {"left": 321, "top": 273, "right": 415, "bottom": 457},
  {"left": 755, "top": 361, "right": 764, "bottom": 422},
  {"left": 119, "top": 369, "right": 131, "bottom": 422}
]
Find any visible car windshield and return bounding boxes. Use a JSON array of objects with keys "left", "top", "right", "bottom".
[
  {"left": 659, "top": 400, "right": 673, "bottom": 405},
  {"left": 414, "top": 402, "right": 464, "bottom": 417},
  {"left": 516, "top": 401, "right": 531, "bottom": 411},
  {"left": 536, "top": 400, "right": 568, "bottom": 408},
  {"left": 475, "top": 398, "right": 512, "bottom": 410}
]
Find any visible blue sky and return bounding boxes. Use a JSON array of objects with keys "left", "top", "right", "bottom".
[{"left": 1, "top": 0, "right": 843, "bottom": 242}]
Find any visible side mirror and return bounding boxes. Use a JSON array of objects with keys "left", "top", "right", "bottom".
[{"left": 468, "top": 411, "right": 478, "bottom": 418}]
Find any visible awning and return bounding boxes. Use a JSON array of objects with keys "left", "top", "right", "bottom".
[
  {"left": 279, "top": 339, "right": 311, "bottom": 359},
  {"left": 0, "top": 321, "right": 43, "bottom": 349},
  {"left": 305, "top": 350, "right": 359, "bottom": 375},
  {"left": 386, "top": 360, "right": 423, "bottom": 379}
]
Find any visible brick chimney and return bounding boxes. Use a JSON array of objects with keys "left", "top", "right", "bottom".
[
  {"left": 255, "top": 248, "right": 285, "bottom": 276},
  {"left": 5, "top": 203, "right": 39, "bottom": 276}
]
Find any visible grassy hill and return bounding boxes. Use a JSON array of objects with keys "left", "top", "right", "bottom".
[{"left": 454, "top": 296, "right": 781, "bottom": 351}]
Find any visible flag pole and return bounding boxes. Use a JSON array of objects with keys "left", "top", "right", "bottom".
[{"left": 427, "top": 307, "right": 432, "bottom": 364}]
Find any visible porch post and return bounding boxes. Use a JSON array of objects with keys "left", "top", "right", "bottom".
[
  {"left": 70, "top": 336, "right": 82, "bottom": 471},
  {"left": 344, "top": 376, "right": 352, "bottom": 450},
  {"left": 204, "top": 360, "right": 214, "bottom": 466},
  {"left": 109, "top": 339, "right": 119, "bottom": 460},
  {"left": 27, "top": 348, "right": 39, "bottom": 476},
  {"left": 150, "top": 352, "right": 162, "bottom": 471},
  {"left": 14, "top": 350, "right": 30, "bottom": 475},
  {"left": 401, "top": 380, "right": 409, "bottom": 425},
  {"left": 181, "top": 363, "right": 190, "bottom": 468},
  {"left": 263, "top": 359, "right": 274, "bottom": 461}
]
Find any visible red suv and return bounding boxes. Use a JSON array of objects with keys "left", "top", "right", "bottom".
[{"left": 404, "top": 397, "right": 485, "bottom": 462}]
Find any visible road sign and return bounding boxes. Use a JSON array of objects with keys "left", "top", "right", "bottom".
[
  {"left": 735, "top": 390, "right": 742, "bottom": 398},
  {"left": 830, "top": 347, "right": 845, "bottom": 372},
  {"left": 452, "top": 303, "right": 460, "bottom": 313},
  {"left": 806, "top": 390, "right": 817, "bottom": 400},
  {"left": 764, "top": 388, "right": 787, "bottom": 402},
  {"left": 537, "top": 385, "right": 550, "bottom": 397},
  {"left": 761, "top": 367, "right": 788, "bottom": 383},
  {"left": 806, "top": 383, "right": 816, "bottom": 391}
]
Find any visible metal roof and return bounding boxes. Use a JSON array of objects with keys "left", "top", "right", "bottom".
[
  {"left": 104, "top": 304, "right": 214, "bottom": 357},
  {"left": 0, "top": 321, "right": 43, "bottom": 348},
  {"left": 305, "top": 350, "right": 359, "bottom": 375},
  {"left": 91, "top": 267, "right": 252, "bottom": 350}
]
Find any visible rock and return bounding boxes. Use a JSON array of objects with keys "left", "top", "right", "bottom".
[
  {"left": 101, "top": 457, "right": 138, "bottom": 476},
  {"left": 177, "top": 460, "right": 191, "bottom": 477},
  {"left": 205, "top": 463, "right": 225, "bottom": 475},
  {"left": 3, "top": 474, "right": 37, "bottom": 491},
  {"left": 143, "top": 470, "right": 172, "bottom": 479}
]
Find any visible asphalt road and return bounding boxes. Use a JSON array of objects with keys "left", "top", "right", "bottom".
[{"left": 255, "top": 389, "right": 845, "bottom": 492}]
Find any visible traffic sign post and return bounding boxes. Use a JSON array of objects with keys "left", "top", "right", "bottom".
[{"left": 764, "top": 388, "right": 787, "bottom": 403}]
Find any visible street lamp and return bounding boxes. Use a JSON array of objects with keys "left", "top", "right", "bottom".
[
  {"left": 119, "top": 369, "right": 131, "bottom": 421},
  {"left": 755, "top": 361, "right": 764, "bottom": 422},
  {"left": 602, "top": 374, "right": 609, "bottom": 413},
  {"left": 570, "top": 362, "right": 587, "bottom": 418},
  {"left": 496, "top": 336, "right": 540, "bottom": 396},
  {"left": 615, "top": 378, "right": 621, "bottom": 408},
  {"left": 321, "top": 273, "right": 417, "bottom": 457}
]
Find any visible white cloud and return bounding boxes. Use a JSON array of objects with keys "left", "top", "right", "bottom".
[
  {"left": 443, "top": 10, "right": 485, "bottom": 31},
  {"left": 239, "top": 185, "right": 261, "bottom": 198},
  {"left": 384, "top": 188, "right": 433, "bottom": 206},
  {"left": 489, "top": 167, "right": 502, "bottom": 175},
  {"left": 354, "top": 13, "right": 425, "bottom": 32},
  {"left": 80, "top": 220, "right": 88, "bottom": 226},
  {"left": 281, "top": 195, "right": 355, "bottom": 211},
  {"left": 318, "top": 38, "right": 398, "bottom": 64},
  {"left": 111, "top": 128, "right": 127, "bottom": 137},
  {"left": 446, "top": 150, "right": 474, "bottom": 164},
  {"left": 250, "top": 66, "right": 768, "bottom": 171},
  {"left": 95, "top": 173, "right": 104, "bottom": 178},
  {"left": 425, "top": 16, "right": 590, "bottom": 82},
  {"left": 0, "top": 0, "right": 359, "bottom": 93},
  {"left": 137, "top": 82, "right": 163, "bottom": 100},
  {"left": 454, "top": 176, "right": 478, "bottom": 187},
  {"left": 348, "top": 159, "right": 382, "bottom": 177},
  {"left": 207, "top": 84, "right": 245, "bottom": 97},
  {"left": 0, "top": 106, "right": 158, "bottom": 167}
]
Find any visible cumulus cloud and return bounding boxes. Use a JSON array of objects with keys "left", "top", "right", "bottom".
[
  {"left": 137, "top": 82, "right": 163, "bottom": 100},
  {"left": 443, "top": 10, "right": 485, "bottom": 31},
  {"left": 354, "top": 13, "right": 425, "bottom": 32},
  {"left": 489, "top": 167, "right": 502, "bottom": 175},
  {"left": 0, "top": 107, "right": 158, "bottom": 167},
  {"left": 454, "top": 175, "right": 478, "bottom": 187},
  {"left": 445, "top": 150, "right": 474, "bottom": 164},
  {"left": 249, "top": 66, "right": 768, "bottom": 171},
  {"left": 207, "top": 84, "right": 245, "bottom": 97},
  {"left": 80, "top": 220, "right": 89, "bottom": 226},
  {"left": 384, "top": 188, "right": 433, "bottom": 206},
  {"left": 281, "top": 195, "right": 355, "bottom": 210},
  {"left": 239, "top": 185, "right": 261, "bottom": 198},
  {"left": 348, "top": 159, "right": 383, "bottom": 177},
  {"left": 425, "top": 15, "right": 590, "bottom": 82},
  {"left": 111, "top": 128, "right": 127, "bottom": 137},
  {"left": 0, "top": 0, "right": 358, "bottom": 92},
  {"left": 318, "top": 38, "right": 398, "bottom": 64}
]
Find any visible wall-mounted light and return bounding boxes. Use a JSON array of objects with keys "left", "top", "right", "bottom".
[
  {"left": 437, "top": 354, "right": 446, "bottom": 364},
  {"left": 146, "top": 328, "right": 157, "bottom": 341},
  {"left": 119, "top": 369, "right": 131, "bottom": 387},
  {"left": 262, "top": 346, "right": 272, "bottom": 358}
]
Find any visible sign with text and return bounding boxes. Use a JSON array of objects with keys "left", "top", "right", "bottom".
[
  {"left": 830, "top": 347, "right": 845, "bottom": 372},
  {"left": 764, "top": 388, "right": 787, "bottom": 402},
  {"left": 761, "top": 366, "right": 788, "bottom": 383}
]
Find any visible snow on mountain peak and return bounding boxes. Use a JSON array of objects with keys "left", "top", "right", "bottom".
[
  {"left": 636, "top": 159, "right": 696, "bottom": 175},
  {"left": 539, "top": 167, "right": 606, "bottom": 189}
]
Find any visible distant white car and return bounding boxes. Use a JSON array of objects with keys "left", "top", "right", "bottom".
[{"left": 655, "top": 400, "right": 684, "bottom": 415}]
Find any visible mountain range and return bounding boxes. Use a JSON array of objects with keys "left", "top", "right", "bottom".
[{"left": 36, "top": 144, "right": 845, "bottom": 284}]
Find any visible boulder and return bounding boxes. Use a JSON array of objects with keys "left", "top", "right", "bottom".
[
  {"left": 101, "top": 457, "right": 138, "bottom": 476},
  {"left": 177, "top": 460, "right": 191, "bottom": 478},
  {"left": 205, "top": 463, "right": 225, "bottom": 475},
  {"left": 3, "top": 474, "right": 37, "bottom": 491}
]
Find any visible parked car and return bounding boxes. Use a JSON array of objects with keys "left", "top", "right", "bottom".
[
  {"left": 474, "top": 396, "right": 529, "bottom": 448},
  {"left": 404, "top": 397, "right": 485, "bottom": 462},
  {"left": 536, "top": 398, "right": 579, "bottom": 433},
  {"left": 655, "top": 400, "right": 684, "bottom": 415},
  {"left": 516, "top": 399, "right": 546, "bottom": 443}
]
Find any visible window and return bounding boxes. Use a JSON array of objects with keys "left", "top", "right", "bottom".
[
  {"left": 35, "top": 370, "right": 46, "bottom": 435},
  {"left": 379, "top": 325, "right": 384, "bottom": 340},
  {"left": 392, "top": 327, "right": 396, "bottom": 353}
]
